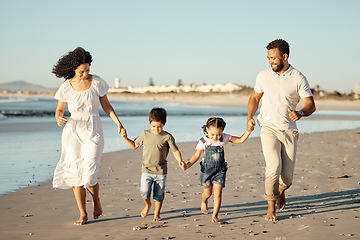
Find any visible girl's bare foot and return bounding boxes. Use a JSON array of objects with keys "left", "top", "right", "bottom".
[
  {"left": 201, "top": 201, "right": 208, "bottom": 214},
  {"left": 212, "top": 216, "right": 220, "bottom": 223},
  {"left": 74, "top": 214, "right": 88, "bottom": 225},
  {"left": 141, "top": 203, "right": 151, "bottom": 218},
  {"left": 153, "top": 216, "right": 162, "bottom": 221}
]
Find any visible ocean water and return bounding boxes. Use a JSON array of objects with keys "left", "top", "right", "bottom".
[{"left": 1, "top": 96, "right": 360, "bottom": 196}]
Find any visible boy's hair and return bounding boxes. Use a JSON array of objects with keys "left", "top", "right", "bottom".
[
  {"left": 202, "top": 117, "right": 226, "bottom": 133},
  {"left": 266, "top": 39, "right": 290, "bottom": 56},
  {"left": 149, "top": 107, "right": 167, "bottom": 124}
]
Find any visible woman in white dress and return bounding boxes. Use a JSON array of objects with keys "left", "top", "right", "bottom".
[{"left": 52, "top": 47, "right": 124, "bottom": 225}]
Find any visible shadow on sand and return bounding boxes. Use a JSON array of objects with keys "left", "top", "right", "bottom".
[{"left": 87, "top": 189, "right": 360, "bottom": 224}]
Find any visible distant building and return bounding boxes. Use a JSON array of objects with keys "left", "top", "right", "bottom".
[
  {"left": 114, "top": 77, "right": 120, "bottom": 88},
  {"left": 355, "top": 82, "right": 360, "bottom": 99},
  {"left": 108, "top": 83, "right": 244, "bottom": 94}
]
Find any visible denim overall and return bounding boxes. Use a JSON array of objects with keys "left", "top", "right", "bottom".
[{"left": 200, "top": 136, "right": 228, "bottom": 188}]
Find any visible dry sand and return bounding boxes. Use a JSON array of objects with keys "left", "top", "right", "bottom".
[{"left": 0, "top": 129, "right": 359, "bottom": 240}]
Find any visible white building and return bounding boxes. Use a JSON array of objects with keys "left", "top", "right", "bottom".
[
  {"left": 114, "top": 77, "right": 120, "bottom": 88},
  {"left": 354, "top": 82, "right": 360, "bottom": 99}
]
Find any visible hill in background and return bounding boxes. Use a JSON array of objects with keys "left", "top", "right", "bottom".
[{"left": 0, "top": 80, "right": 53, "bottom": 93}]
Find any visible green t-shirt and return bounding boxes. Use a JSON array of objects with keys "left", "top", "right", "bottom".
[{"left": 134, "top": 130, "right": 179, "bottom": 175}]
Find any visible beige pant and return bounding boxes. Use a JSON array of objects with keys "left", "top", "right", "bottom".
[{"left": 260, "top": 125, "right": 299, "bottom": 201}]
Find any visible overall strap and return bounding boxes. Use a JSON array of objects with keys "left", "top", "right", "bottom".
[{"left": 200, "top": 137, "right": 206, "bottom": 144}]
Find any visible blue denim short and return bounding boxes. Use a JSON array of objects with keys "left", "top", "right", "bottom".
[
  {"left": 140, "top": 173, "right": 167, "bottom": 202},
  {"left": 200, "top": 161, "right": 227, "bottom": 188}
]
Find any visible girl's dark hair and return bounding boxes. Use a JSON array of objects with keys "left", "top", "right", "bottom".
[
  {"left": 52, "top": 47, "right": 93, "bottom": 79},
  {"left": 149, "top": 107, "right": 167, "bottom": 124},
  {"left": 202, "top": 117, "right": 226, "bottom": 133},
  {"left": 266, "top": 39, "right": 290, "bottom": 56}
]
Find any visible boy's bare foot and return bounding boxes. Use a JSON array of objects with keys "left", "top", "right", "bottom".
[
  {"left": 153, "top": 216, "right": 162, "bottom": 221},
  {"left": 141, "top": 203, "right": 151, "bottom": 218},
  {"left": 201, "top": 202, "right": 208, "bottom": 214},
  {"left": 93, "top": 199, "right": 103, "bottom": 219},
  {"left": 277, "top": 191, "right": 286, "bottom": 210},
  {"left": 212, "top": 216, "right": 220, "bottom": 223},
  {"left": 74, "top": 215, "right": 88, "bottom": 225}
]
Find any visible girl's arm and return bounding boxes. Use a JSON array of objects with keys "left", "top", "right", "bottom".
[
  {"left": 55, "top": 100, "right": 67, "bottom": 127},
  {"left": 120, "top": 128, "right": 138, "bottom": 149},
  {"left": 100, "top": 94, "right": 124, "bottom": 133},
  {"left": 172, "top": 150, "right": 186, "bottom": 170},
  {"left": 229, "top": 131, "right": 252, "bottom": 144},
  {"left": 186, "top": 149, "right": 203, "bottom": 170}
]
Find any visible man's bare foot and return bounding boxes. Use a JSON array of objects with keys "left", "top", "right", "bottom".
[
  {"left": 141, "top": 203, "right": 151, "bottom": 218},
  {"left": 201, "top": 202, "right": 208, "bottom": 214},
  {"left": 153, "top": 216, "right": 162, "bottom": 221},
  {"left": 277, "top": 191, "right": 286, "bottom": 210},
  {"left": 74, "top": 215, "right": 88, "bottom": 225},
  {"left": 93, "top": 200, "right": 103, "bottom": 219},
  {"left": 265, "top": 211, "right": 277, "bottom": 221},
  {"left": 212, "top": 216, "right": 220, "bottom": 222}
]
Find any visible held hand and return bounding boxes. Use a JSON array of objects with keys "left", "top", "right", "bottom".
[
  {"left": 247, "top": 118, "right": 255, "bottom": 132},
  {"left": 120, "top": 127, "right": 127, "bottom": 138},
  {"left": 288, "top": 109, "right": 301, "bottom": 121},
  {"left": 179, "top": 161, "right": 186, "bottom": 171},
  {"left": 56, "top": 116, "right": 67, "bottom": 127}
]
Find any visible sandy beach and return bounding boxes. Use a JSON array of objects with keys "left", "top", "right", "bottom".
[
  {"left": 0, "top": 127, "right": 359, "bottom": 240},
  {"left": 1, "top": 93, "right": 360, "bottom": 240}
]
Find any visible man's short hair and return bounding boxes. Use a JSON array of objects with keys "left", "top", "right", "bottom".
[
  {"left": 149, "top": 107, "right": 167, "bottom": 124},
  {"left": 266, "top": 39, "right": 290, "bottom": 56}
]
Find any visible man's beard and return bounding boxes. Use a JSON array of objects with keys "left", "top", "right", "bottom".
[{"left": 272, "top": 60, "right": 284, "bottom": 73}]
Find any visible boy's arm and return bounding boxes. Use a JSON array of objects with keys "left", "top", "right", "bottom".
[
  {"left": 121, "top": 128, "right": 139, "bottom": 149},
  {"left": 172, "top": 150, "right": 186, "bottom": 170},
  {"left": 229, "top": 130, "right": 252, "bottom": 144},
  {"left": 186, "top": 149, "right": 203, "bottom": 170}
]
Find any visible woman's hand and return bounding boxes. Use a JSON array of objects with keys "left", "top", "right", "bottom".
[
  {"left": 120, "top": 127, "right": 127, "bottom": 138},
  {"left": 56, "top": 116, "right": 67, "bottom": 127}
]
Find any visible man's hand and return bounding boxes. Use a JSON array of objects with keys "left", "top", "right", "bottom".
[
  {"left": 247, "top": 118, "right": 255, "bottom": 132},
  {"left": 288, "top": 109, "right": 302, "bottom": 121}
]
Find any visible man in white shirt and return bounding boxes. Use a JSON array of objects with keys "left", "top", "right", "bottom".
[{"left": 247, "top": 39, "right": 316, "bottom": 221}]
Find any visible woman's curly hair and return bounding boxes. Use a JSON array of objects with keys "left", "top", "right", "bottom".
[{"left": 52, "top": 47, "right": 93, "bottom": 79}]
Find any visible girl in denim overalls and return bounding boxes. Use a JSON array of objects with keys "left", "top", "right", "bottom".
[{"left": 186, "top": 117, "right": 252, "bottom": 222}]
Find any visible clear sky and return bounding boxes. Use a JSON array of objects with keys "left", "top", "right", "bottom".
[{"left": 0, "top": 0, "right": 359, "bottom": 92}]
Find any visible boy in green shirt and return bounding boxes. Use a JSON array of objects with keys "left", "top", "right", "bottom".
[{"left": 121, "top": 107, "right": 186, "bottom": 221}]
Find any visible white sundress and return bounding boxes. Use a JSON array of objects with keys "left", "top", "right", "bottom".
[{"left": 53, "top": 75, "right": 109, "bottom": 189}]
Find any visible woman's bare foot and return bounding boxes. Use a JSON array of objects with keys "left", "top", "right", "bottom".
[
  {"left": 212, "top": 216, "right": 220, "bottom": 223},
  {"left": 153, "top": 216, "right": 162, "bottom": 221},
  {"left": 141, "top": 203, "right": 151, "bottom": 218},
  {"left": 93, "top": 199, "right": 103, "bottom": 219},
  {"left": 74, "top": 214, "right": 88, "bottom": 225},
  {"left": 201, "top": 201, "right": 208, "bottom": 214},
  {"left": 277, "top": 191, "right": 286, "bottom": 210}
]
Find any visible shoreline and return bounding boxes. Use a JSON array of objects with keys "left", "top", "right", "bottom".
[
  {"left": 2, "top": 91, "right": 360, "bottom": 111},
  {"left": 0, "top": 129, "right": 359, "bottom": 239}
]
